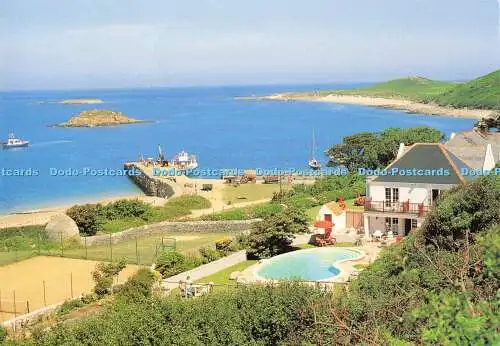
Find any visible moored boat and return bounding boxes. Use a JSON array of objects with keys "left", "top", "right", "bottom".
[
  {"left": 308, "top": 130, "right": 321, "bottom": 170},
  {"left": 172, "top": 150, "right": 198, "bottom": 170},
  {"left": 2, "top": 133, "right": 30, "bottom": 149}
]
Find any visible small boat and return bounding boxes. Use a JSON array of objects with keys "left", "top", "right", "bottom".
[
  {"left": 2, "top": 133, "right": 30, "bottom": 149},
  {"left": 172, "top": 150, "right": 198, "bottom": 170},
  {"left": 308, "top": 130, "right": 321, "bottom": 170}
]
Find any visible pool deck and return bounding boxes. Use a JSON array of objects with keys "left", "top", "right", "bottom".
[{"left": 238, "top": 244, "right": 382, "bottom": 285}]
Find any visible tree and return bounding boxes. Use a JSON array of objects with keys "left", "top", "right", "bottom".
[
  {"left": 326, "top": 127, "right": 443, "bottom": 171},
  {"left": 421, "top": 174, "right": 500, "bottom": 249},
  {"left": 247, "top": 207, "right": 309, "bottom": 259}
]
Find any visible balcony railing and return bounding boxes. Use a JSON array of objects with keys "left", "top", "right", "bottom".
[{"left": 364, "top": 200, "right": 431, "bottom": 217}]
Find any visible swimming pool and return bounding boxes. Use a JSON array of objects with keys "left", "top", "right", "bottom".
[{"left": 256, "top": 247, "right": 364, "bottom": 281}]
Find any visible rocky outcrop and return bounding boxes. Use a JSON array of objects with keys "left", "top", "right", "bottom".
[
  {"left": 55, "top": 109, "right": 148, "bottom": 127},
  {"left": 45, "top": 214, "right": 80, "bottom": 241}
]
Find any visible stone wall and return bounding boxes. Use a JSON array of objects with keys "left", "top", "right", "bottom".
[
  {"left": 124, "top": 162, "right": 176, "bottom": 198},
  {"left": 82, "top": 220, "right": 259, "bottom": 246}
]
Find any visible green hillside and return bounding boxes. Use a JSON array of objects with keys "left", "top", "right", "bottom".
[
  {"left": 334, "top": 76, "right": 456, "bottom": 100},
  {"left": 313, "top": 69, "right": 500, "bottom": 110},
  {"left": 430, "top": 69, "right": 500, "bottom": 110}
]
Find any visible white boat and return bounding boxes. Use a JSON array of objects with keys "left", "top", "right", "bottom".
[
  {"left": 2, "top": 133, "right": 30, "bottom": 149},
  {"left": 308, "top": 130, "right": 321, "bottom": 170},
  {"left": 172, "top": 150, "right": 198, "bottom": 170}
]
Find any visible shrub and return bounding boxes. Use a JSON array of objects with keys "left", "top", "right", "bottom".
[
  {"left": 117, "top": 268, "right": 157, "bottom": 301},
  {"left": 66, "top": 203, "right": 103, "bottom": 236},
  {"left": 199, "top": 246, "right": 221, "bottom": 264},
  {"left": 155, "top": 251, "right": 186, "bottom": 278},
  {"left": 201, "top": 208, "right": 247, "bottom": 221},
  {"left": 215, "top": 237, "right": 234, "bottom": 254},
  {"left": 100, "top": 199, "right": 152, "bottom": 221},
  {"left": 0, "top": 326, "right": 7, "bottom": 343},
  {"left": 81, "top": 293, "right": 99, "bottom": 304},
  {"left": 421, "top": 174, "right": 500, "bottom": 249},
  {"left": 247, "top": 207, "right": 309, "bottom": 259},
  {"left": 57, "top": 298, "right": 85, "bottom": 315},
  {"left": 92, "top": 260, "right": 126, "bottom": 296}
]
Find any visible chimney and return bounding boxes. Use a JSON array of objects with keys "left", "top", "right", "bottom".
[
  {"left": 396, "top": 143, "right": 405, "bottom": 159},
  {"left": 482, "top": 144, "right": 495, "bottom": 171}
]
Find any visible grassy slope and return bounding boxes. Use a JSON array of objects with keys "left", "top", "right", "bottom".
[
  {"left": 303, "top": 69, "right": 500, "bottom": 111},
  {"left": 334, "top": 76, "right": 455, "bottom": 100},
  {"left": 430, "top": 69, "right": 500, "bottom": 110}
]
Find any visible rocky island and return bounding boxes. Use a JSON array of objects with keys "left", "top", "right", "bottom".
[
  {"left": 59, "top": 98, "right": 104, "bottom": 105},
  {"left": 55, "top": 109, "right": 148, "bottom": 127}
]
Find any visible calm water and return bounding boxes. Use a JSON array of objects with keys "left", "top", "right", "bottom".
[
  {"left": 257, "top": 247, "right": 363, "bottom": 281},
  {"left": 0, "top": 84, "right": 475, "bottom": 213}
]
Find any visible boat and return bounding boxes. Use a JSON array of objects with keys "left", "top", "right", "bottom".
[
  {"left": 2, "top": 133, "right": 30, "bottom": 149},
  {"left": 308, "top": 130, "right": 321, "bottom": 170},
  {"left": 172, "top": 150, "right": 198, "bottom": 170}
]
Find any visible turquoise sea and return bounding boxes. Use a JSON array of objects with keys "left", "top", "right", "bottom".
[{"left": 0, "top": 84, "right": 475, "bottom": 213}]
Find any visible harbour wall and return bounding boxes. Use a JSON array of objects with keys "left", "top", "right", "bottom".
[{"left": 124, "top": 162, "right": 178, "bottom": 198}]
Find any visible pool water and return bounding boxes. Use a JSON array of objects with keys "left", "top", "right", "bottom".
[{"left": 256, "top": 247, "right": 363, "bottom": 281}]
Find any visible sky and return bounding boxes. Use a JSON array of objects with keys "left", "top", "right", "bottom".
[{"left": 0, "top": 0, "right": 499, "bottom": 90}]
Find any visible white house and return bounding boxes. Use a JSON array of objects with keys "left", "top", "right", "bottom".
[
  {"left": 363, "top": 143, "right": 482, "bottom": 239},
  {"left": 316, "top": 202, "right": 346, "bottom": 234}
]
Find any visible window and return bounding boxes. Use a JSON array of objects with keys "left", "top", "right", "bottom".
[
  {"left": 411, "top": 219, "right": 418, "bottom": 229},
  {"left": 391, "top": 218, "right": 399, "bottom": 232},
  {"left": 385, "top": 217, "right": 399, "bottom": 232},
  {"left": 385, "top": 188, "right": 399, "bottom": 208}
]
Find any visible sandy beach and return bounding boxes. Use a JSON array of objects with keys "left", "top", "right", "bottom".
[{"left": 256, "top": 93, "right": 496, "bottom": 119}]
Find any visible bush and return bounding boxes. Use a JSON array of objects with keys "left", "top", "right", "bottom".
[
  {"left": 117, "top": 268, "right": 157, "bottom": 301},
  {"left": 66, "top": 204, "right": 103, "bottom": 236},
  {"left": 92, "top": 260, "right": 126, "bottom": 296},
  {"left": 81, "top": 293, "right": 99, "bottom": 304},
  {"left": 199, "top": 246, "right": 222, "bottom": 264},
  {"left": 99, "top": 199, "right": 152, "bottom": 221},
  {"left": 0, "top": 325, "right": 7, "bottom": 343},
  {"left": 247, "top": 207, "right": 309, "bottom": 259},
  {"left": 155, "top": 251, "right": 186, "bottom": 278},
  {"left": 57, "top": 298, "right": 85, "bottom": 315},
  {"left": 215, "top": 238, "right": 234, "bottom": 254}
]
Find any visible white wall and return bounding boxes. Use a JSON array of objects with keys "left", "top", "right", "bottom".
[
  {"left": 318, "top": 205, "right": 346, "bottom": 233},
  {"left": 367, "top": 182, "right": 456, "bottom": 204}
]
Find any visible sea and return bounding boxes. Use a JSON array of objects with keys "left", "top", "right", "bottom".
[{"left": 0, "top": 84, "right": 475, "bottom": 214}]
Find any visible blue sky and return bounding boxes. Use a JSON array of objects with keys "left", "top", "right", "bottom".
[{"left": 0, "top": 0, "right": 499, "bottom": 90}]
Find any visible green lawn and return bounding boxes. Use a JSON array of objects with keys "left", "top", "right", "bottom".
[
  {"left": 196, "top": 260, "right": 257, "bottom": 285},
  {"left": 62, "top": 232, "right": 232, "bottom": 265},
  {"left": 222, "top": 184, "right": 282, "bottom": 205},
  {"left": 0, "top": 230, "right": 234, "bottom": 266},
  {"left": 101, "top": 195, "right": 212, "bottom": 233}
]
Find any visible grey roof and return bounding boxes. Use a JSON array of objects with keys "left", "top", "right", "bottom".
[
  {"left": 445, "top": 130, "right": 500, "bottom": 169},
  {"left": 373, "top": 144, "right": 471, "bottom": 184}
]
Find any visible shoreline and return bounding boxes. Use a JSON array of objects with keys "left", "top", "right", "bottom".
[
  {"left": 0, "top": 193, "right": 151, "bottom": 229},
  {"left": 247, "top": 93, "right": 496, "bottom": 119}
]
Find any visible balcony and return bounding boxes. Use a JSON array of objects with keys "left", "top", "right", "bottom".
[{"left": 364, "top": 199, "right": 431, "bottom": 217}]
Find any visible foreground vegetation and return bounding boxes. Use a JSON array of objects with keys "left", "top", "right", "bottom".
[
  {"left": 5, "top": 173, "right": 497, "bottom": 345},
  {"left": 67, "top": 196, "right": 211, "bottom": 235}
]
